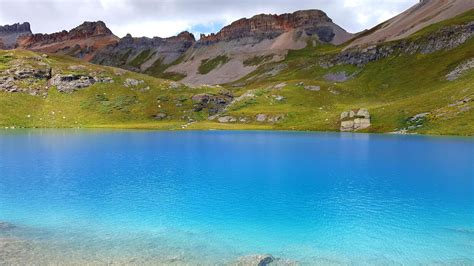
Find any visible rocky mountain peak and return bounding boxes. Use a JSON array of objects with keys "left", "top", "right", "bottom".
[
  {"left": 176, "top": 31, "right": 196, "bottom": 42},
  {"left": 198, "top": 9, "right": 335, "bottom": 44},
  {"left": 0, "top": 22, "right": 32, "bottom": 49},
  {"left": 0, "top": 22, "right": 32, "bottom": 35},
  {"left": 68, "top": 21, "right": 114, "bottom": 39}
]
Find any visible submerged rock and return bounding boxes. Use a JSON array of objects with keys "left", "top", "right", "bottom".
[{"left": 236, "top": 254, "right": 275, "bottom": 266}]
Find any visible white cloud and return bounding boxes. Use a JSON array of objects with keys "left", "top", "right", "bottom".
[{"left": 0, "top": 0, "right": 418, "bottom": 37}]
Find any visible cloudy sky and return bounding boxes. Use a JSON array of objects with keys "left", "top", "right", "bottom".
[{"left": 0, "top": 0, "right": 417, "bottom": 38}]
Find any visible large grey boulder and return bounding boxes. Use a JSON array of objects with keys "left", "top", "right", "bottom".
[{"left": 340, "top": 108, "right": 371, "bottom": 131}]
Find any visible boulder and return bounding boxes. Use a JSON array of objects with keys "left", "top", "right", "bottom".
[
  {"left": 0, "top": 221, "right": 16, "bottom": 231},
  {"left": 304, "top": 85, "right": 320, "bottom": 91},
  {"left": 268, "top": 115, "right": 284, "bottom": 123},
  {"left": 340, "top": 111, "right": 349, "bottom": 120},
  {"left": 256, "top": 114, "right": 267, "bottom": 122},
  {"left": 237, "top": 254, "right": 275, "bottom": 266},
  {"left": 272, "top": 95, "right": 285, "bottom": 101},
  {"left": 356, "top": 108, "right": 370, "bottom": 119},
  {"left": 340, "top": 108, "right": 371, "bottom": 131},
  {"left": 353, "top": 118, "right": 371, "bottom": 130},
  {"left": 340, "top": 120, "right": 355, "bottom": 132},
  {"left": 123, "top": 78, "right": 144, "bottom": 87},
  {"left": 218, "top": 116, "right": 237, "bottom": 123},
  {"left": 152, "top": 113, "right": 167, "bottom": 120}
]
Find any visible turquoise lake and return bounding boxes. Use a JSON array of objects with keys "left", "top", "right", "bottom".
[{"left": 0, "top": 130, "right": 473, "bottom": 264}]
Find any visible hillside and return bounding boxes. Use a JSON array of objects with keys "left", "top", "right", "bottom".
[{"left": 0, "top": 6, "right": 473, "bottom": 135}]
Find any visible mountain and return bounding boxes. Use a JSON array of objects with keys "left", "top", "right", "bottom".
[
  {"left": 88, "top": 10, "right": 353, "bottom": 84},
  {"left": 347, "top": 0, "right": 474, "bottom": 49},
  {"left": 0, "top": 22, "right": 32, "bottom": 49},
  {"left": 16, "top": 21, "right": 119, "bottom": 61},
  {"left": 91, "top": 31, "right": 195, "bottom": 80},
  {"left": 167, "top": 10, "right": 353, "bottom": 85},
  {"left": 0, "top": 2, "right": 473, "bottom": 135}
]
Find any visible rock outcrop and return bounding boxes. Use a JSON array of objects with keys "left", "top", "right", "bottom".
[
  {"left": 191, "top": 91, "right": 234, "bottom": 115},
  {"left": 332, "top": 21, "right": 474, "bottom": 67},
  {"left": 0, "top": 22, "right": 32, "bottom": 49},
  {"left": 446, "top": 58, "right": 474, "bottom": 81},
  {"left": 347, "top": 0, "right": 474, "bottom": 49},
  {"left": 0, "top": 62, "right": 51, "bottom": 95},
  {"left": 49, "top": 74, "right": 113, "bottom": 93},
  {"left": 340, "top": 108, "right": 371, "bottom": 132}
]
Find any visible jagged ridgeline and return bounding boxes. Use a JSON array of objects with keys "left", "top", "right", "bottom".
[{"left": 0, "top": 0, "right": 473, "bottom": 135}]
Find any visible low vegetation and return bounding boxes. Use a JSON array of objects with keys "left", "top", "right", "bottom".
[{"left": 198, "top": 55, "right": 230, "bottom": 74}]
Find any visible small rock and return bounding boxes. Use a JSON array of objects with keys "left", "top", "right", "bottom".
[
  {"left": 169, "top": 82, "right": 181, "bottom": 89},
  {"left": 256, "top": 114, "right": 267, "bottom": 122},
  {"left": 272, "top": 95, "right": 285, "bottom": 101},
  {"left": 152, "top": 113, "right": 167, "bottom": 120},
  {"left": 273, "top": 82, "right": 286, "bottom": 89},
  {"left": 123, "top": 78, "right": 144, "bottom": 87},
  {"left": 304, "top": 85, "right": 320, "bottom": 91}
]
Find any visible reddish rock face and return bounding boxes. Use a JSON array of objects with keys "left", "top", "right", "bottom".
[
  {"left": 21, "top": 21, "right": 114, "bottom": 48},
  {"left": 15, "top": 21, "right": 119, "bottom": 61},
  {"left": 199, "top": 10, "right": 332, "bottom": 43}
]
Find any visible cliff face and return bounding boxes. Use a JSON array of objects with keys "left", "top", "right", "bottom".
[
  {"left": 0, "top": 22, "right": 32, "bottom": 49},
  {"left": 198, "top": 10, "right": 351, "bottom": 46},
  {"left": 20, "top": 21, "right": 113, "bottom": 47},
  {"left": 91, "top": 31, "right": 195, "bottom": 73},
  {"left": 17, "top": 21, "right": 119, "bottom": 61}
]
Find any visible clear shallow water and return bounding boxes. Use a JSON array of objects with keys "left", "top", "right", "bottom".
[{"left": 0, "top": 130, "right": 473, "bottom": 264}]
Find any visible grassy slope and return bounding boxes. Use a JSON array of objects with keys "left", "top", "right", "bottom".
[{"left": 0, "top": 11, "right": 473, "bottom": 135}]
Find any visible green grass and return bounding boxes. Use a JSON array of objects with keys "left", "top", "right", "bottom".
[
  {"left": 144, "top": 57, "right": 187, "bottom": 81},
  {"left": 198, "top": 55, "right": 230, "bottom": 74},
  {"left": 243, "top": 55, "right": 273, "bottom": 67},
  {"left": 129, "top": 49, "right": 153, "bottom": 67}
]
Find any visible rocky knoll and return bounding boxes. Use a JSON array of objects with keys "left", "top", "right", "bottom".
[
  {"left": 92, "top": 31, "right": 195, "bottom": 72},
  {"left": 198, "top": 10, "right": 352, "bottom": 46},
  {"left": 17, "top": 21, "right": 118, "bottom": 60},
  {"left": 0, "top": 22, "right": 32, "bottom": 49},
  {"left": 191, "top": 91, "right": 234, "bottom": 115},
  {"left": 331, "top": 21, "right": 473, "bottom": 67},
  {"left": 340, "top": 108, "right": 371, "bottom": 132}
]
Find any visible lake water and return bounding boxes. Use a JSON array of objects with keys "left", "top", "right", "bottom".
[{"left": 0, "top": 130, "right": 473, "bottom": 264}]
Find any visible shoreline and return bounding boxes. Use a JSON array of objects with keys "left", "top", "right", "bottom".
[{"left": 1, "top": 124, "right": 473, "bottom": 137}]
